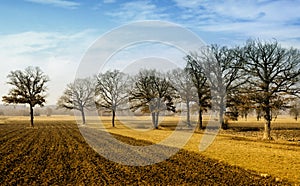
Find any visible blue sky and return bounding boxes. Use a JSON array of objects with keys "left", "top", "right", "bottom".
[{"left": 0, "top": 0, "right": 300, "bottom": 105}]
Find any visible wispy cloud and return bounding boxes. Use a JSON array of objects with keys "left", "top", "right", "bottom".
[
  {"left": 0, "top": 30, "right": 98, "bottom": 104},
  {"left": 171, "top": 0, "right": 300, "bottom": 47},
  {"left": 106, "top": 1, "right": 169, "bottom": 22},
  {"left": 172, "top": 0, "right": 267, "bottom": 21},
  {"left": 24, "top": 0, "right": 80, "bottom": 9},
  {"left": 104, "top": 0, "right": 300, "bottom": 47}
]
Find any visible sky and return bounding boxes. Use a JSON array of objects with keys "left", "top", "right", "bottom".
[{"left": 0, "top": 0, "right": 300, "bottom": 105}]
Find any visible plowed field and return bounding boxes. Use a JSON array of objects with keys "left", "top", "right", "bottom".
[{"left": 0, "top": 120, "right": 291, "bottom": 185}]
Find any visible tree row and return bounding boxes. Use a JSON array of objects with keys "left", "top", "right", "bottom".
[{"left": 3, "top": 39, "right": 300, "bottom": 139}]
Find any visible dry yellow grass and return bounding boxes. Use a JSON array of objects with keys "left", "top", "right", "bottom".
[{"left": 94, "top": 115, "right": 300, "bottom": 184}]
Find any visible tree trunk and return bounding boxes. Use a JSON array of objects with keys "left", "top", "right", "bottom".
[
  {"left": 220, "top": 98, "right": 226, "bottom": 129},
  {"left": 112, "top": 109, "right": 116, "bottom": 127},
  {"left": 81, "top": 109, "right": 86, "bottom": 125},
  {"left": 151, "top": 112, "right": 156, "bottom": 129},
  {"left": 263, "top": 120, "right": 272, "bottom": 140},
  {"left": 155, "top": 112, "right": 159, "bottom": 129},
  {"left": 186, "top": 100, "right": 191, "bottom": 127},
  {"left": 263, "top": 107, "right": 272, "bottom": 140},
  {"left": 197, "top": 92, "right": 203, "bottom": 130},
  {"left": 29, "top": 104, "right": 34, "bottom": 127},
  {"left": 220, "top": 109, "right": 226, "bottom": 129},
  {"left": 198, "top": 109, "right": 203, "bottom": 130}
]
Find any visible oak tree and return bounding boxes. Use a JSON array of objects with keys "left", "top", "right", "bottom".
[
  {"left": 168, "top": 68, "right": 197, "bottom": 127},
  {"left": 242, "top": 39, "right": 300, "bottom": 139},
  {"left": 95, "top": 70, "right": 129, "bottom": 127},
  {"left": 199, "top": 45, "right": 245, "bottom": 129},
  {"left": 2, "top": 66, "right": 49, "bottom": 127},
  {"left": 57, "top": 78, "right": 95, "bottom": 124},
  {"left": 129, "top": 70, "right": 176, "bottom": 129},
  {"left": 185, "top": 55, "right": 211, "bottom": 130}
]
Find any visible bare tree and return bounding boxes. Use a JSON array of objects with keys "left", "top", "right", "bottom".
[
  {"left": 168, "top": 68, "right": 196, "bottom": 127},
  {"left": 95, "top": 70, "right": 129, "bottom": 127},
  {"left": 2, "top": 66, "right": 49, "bottom": 127},
  {"left": 242, "top": 39, "right": 300, "bottom": 139},
  {"left": 185, "top": 53, "right": 211, "bottom": 130},
  {"left": 57, "top": 78, "right": 95, "bottom": 124},
  {"left": 290, "top": 99, "right": 300, "bottom": 121},
  {"left": 199, "top": 45, "right": 245, "bottom": 129},
  {"left": 129, "top": 70, "right": 176, "bottom": 129}
]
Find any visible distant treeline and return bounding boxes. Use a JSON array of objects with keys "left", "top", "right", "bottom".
[{"left": 0, "top": 105, "right": 72, "bottom": 116}]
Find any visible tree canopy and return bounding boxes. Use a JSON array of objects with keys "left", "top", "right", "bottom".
[
  {"left": 2, "top": 66, "right": 49, "bottom": 127},
  {"left": 57, "top": 78, "right": 95, "bottom": 124},
  {"left": 129, "top": 69, "right": 176, "bottom": 129},
  {"left": 241, "top": 39, "right": 300, "bottom": 139},
  {"left": 95, "top": 70, "right": 129, "bottom": 127}
]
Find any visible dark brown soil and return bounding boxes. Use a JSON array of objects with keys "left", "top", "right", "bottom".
[{"left": 0, "top": 120, "right": 291, "bottom": 185}]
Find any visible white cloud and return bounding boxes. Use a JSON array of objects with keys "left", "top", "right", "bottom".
[
  {"left": 171, "top": 0, "right": 300, "bottom": 48},
  {"left": 0, "top": 30, "right": 98, "bottom": 105},
  {"left": 104, "top": 0, "right": 300, "bottom": 48},
  {"left": 173, "top": 0, "right": 265, "bottom": 20},
  {"left": 0, "top": 32, "right": 59, "bottom": 55},
  {"left": 106, "top": 1, "right": 169, "bottom": 22},
  {"left": 25, "top": 0, "right": 80, "bottom": 9},
  {"left": 172, "top": 0, "right": 204, "bottom": 9}
]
